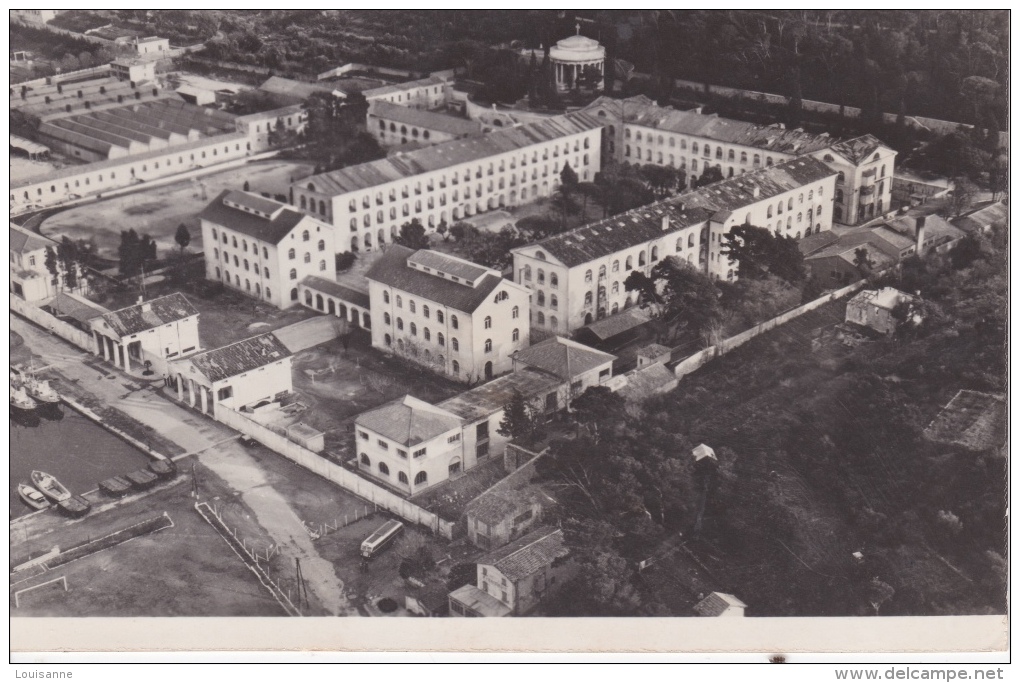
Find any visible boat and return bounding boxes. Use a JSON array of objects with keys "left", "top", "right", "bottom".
[
  {"left": 23, "top": 377, "right": 60, "bottom": 404},
  {"left": 125, "top": 469, "right": 158, "bottom": 490},
  {"left": 99, "top": 476, "right": 133, "bottom": 497},
  {"left": 17, "top": 483, "right": 50, "bottom": 511},
  {"left": 58, "top": 495, "right": 92, "bottom": 518},
  {"left": 30, "top": 470, "right": 72, "bottom": 502},
  {"left": 10, "top": 386, "right": 37, "bottom": 412},
  {"left": 148, "top": 459, "right": 178, "bottom": 480}
]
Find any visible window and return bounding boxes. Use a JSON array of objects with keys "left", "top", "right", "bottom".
[
  {"left": 377, "top": 439, "right": 389, "bottom": 450},
  {"left": 414, "top": 471, "right": 428, "bottom": 485},
  {"left": 424, "top": 327, "right": 431, "bottom": 341},
  {"left": 585, "top": 269, "right": 593, "bottom": 283},
  {"left": 289, "top": 269, "right": 297, "bottom": 280},
  {"left": 302, "top": 230, "right": 310, "bottom": 242},
  {"left": 378, "top": 462, "right": 389, "bottom": 476},
  {"left": 484, "top": 339, "right": 492, "bottom": 353},
  {"left": 484, "top": 316, "right": 492, "bottom": 329},
  {"left": 452, "top": 360, "right": 460, "bottom": 374},
  {"left": 437, "top": 333, "right": 445, "bottom": 346},
  {"left": 413, "top": 447, "right": 426, "bottom": 458},
  {"left": 537, "top": 269, "right": 545, "bottom": 284},
  {"left": 399, "top": 472, "right": 409, "bottom": 484},
  {"left": 537, "top": 291, "right": 545, "bottom": 307},
  {"left": 451, "top": 315, "right": 459, "bottom": 329},
  {"left": 318, "top": 239, "right": 325, "bottom": 252},
  {"left": 422, "top": 305, "right": 430, "bottom": 319},
  {"left": 512, "top": 328, "right": 519, "bottom": 342},
  {"left": 638, "top": 251, "right": 646, "bottom": 266},
  {"left": 550, "top": 294, "right": 558, "bottom": 309},
  {"left": 584, "top": 292, "right": 593, "bottom": 306},
  {"left": 288, "top": 248, "right": 295, "bottom": 260},
  {"left": 360, "top": 454, "right": 370, "bottom": 466},
  {"left": 410, "top": 323, "right": 417, "bottom": 336},
  {"left": 304, "top": 252, "right": 311, "bottom": 263},
  {"left": 452, "top": 338, "right": 459, "bottom": 352},
  {"left": 383, "top": 291, "right": 390, "bottom": 304},
  {"left": 550, "top": 273, "right": 558, "bottom": 288},
  {"left": 436, "top": 310, "right": 444, "bottom": 324},
  {"left": 397, "top": 318, "right": 404, "bottom": 331},
  {"left": 396, "top": 295, "right": 403, "bottom": 308}
]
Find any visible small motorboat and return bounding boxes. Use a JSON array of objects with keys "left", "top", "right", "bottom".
[
  {"left": 24, "top": 377, "right": 60, "bottom": 404},
  {"left": 10, "top": 386, "right": 37, "bottom": 412},
  {"left": 17, "top": 483, "right": 50, "bottom": 511},
  {"left": 31, "top": 470, "right": 72, "bottom": 503}
]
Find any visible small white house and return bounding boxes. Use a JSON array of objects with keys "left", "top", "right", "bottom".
[
  {"left": 694, "top": 591, "right": 747, "bottom": 617},
  {"left": 845, "top": 287, "right": 919, "bottom": 335},
  {"left": 90, "top": 293, "right": 200, "bottom": 375}
]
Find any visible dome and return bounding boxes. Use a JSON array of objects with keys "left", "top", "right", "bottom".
[{"left": 555, "top": 34, "right": 600, "bottom": 51}]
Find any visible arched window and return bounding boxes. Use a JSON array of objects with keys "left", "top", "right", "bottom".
[
  {"left": 611, "top": 282, "right": 619, "bottom": 294},
  {"left": 302, "top": 230, "right": 310, "bottom": 242},
  {"left": 638, "top": 251, "right": 646, "bottom": 266},
  {"left": 767, "top": 205, "right": 773, "bottom": 218},
  {"left": 414, "top": 471, "right": 428, "bottom": 485},
  {"left": 304, "top": 252, "right": 311, "bottom": 263},
  {"left": 837, "top": 171, "right": 845, "bottom": 183},
  {"left": 523, "top": 265, "right": 532, "bottom": 281},
  {"left": 550, "top": 273, "right": 558, "bottom": 287},
  {"left": 384, "top": 313, "right": 391, "bottom": 325},
  {"left": 484, "top": 316, "right": 492, "bottom": 329},
  {"left": 512, "top": 328, "right": 520, "bottom": 342},
  {"left": 396, "top": 295, "right": 403, "bottom": 308},
  {"left": 835, "top": 189, "right": 844, "bottom": 203},
  {"left": 451, "top": 315, "right": 458, "bottom": 329},
  {"left": 437, "top": 333, "right": 445, "bottom": 346},
  {"left": 484, "top": 339, "right": 492, "bottom": 353},
  {"left": 422, "top": 305, "right": 430, "bottom": 319},
  {"left": 550, "top": 294, "right": 558, "bottom": 309},
  {"left": 399, "top": 472, "right": 408, "bottom": 484},
  {"left": 537, "top": 268, "right": 545, "bottom": 284},
  {"left": 651, "top": 246, "right": 659, "bottom": 261},
  {"left": 288, "top": 248, "right": 295, "bottom": 259},
  {"left": 512, "top": 306, "right": 519, "bottom": 319},
  {"left": 584, "top": 292, "right": 593, "bottom": 306},
  {"left": 318, "top": 240, "right": 325, "bottom": 252},
  {"left": 305, "top": 290, "right": 313, "bottom": 306},
  {"left": 537, "top": 291, "right": 545, "bottom": 306},
  {"left": 452, "top": 338, "right": 459, "bottom": 351},
  {"left": 319, "top": 260, "right": 326, "bottom": 271},
  {"left": 410, "top": 323, "right": 417, "bottom": 336},
  {"left": 383, "top": 291, "right": 390, "bottom": 304},
  {"left": 379, "top": 462, "right": 389, "bottom": 476},
  {"left": 625, "top": 256, "right": 633, "bottom": 270},
  {"left": 289, "top": 269, "right": 297, "bottom": 280},
  {"left": 585, "top": 269, "right": 593, "bottom": 283},
  {"left": 424, "top": 327, "right": 431, "bottom": 341},
  {"left": 361, "top": 454, "right": 370, "bottom": 467},
  {"left": 437, "top": 310, "right": 444, "bottom": 323},
  {"left": 291, "top": 288, "right": 298, "bottom": 301},
  {"left": 788, "top": 198, "right": 794, "bottom": 211}
]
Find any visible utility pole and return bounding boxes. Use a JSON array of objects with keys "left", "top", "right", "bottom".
[
  {"left": 191, "top": 463, "right": 198, "bottom": 498},
  {"left": 295, "top": 558, "right": 308, "bottom": 609}
]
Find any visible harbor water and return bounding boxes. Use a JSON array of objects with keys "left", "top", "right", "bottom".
[{"left": 9, "top": 404, "right": 153, "bottom": 518}]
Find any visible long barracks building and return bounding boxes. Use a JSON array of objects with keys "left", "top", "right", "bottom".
[
  {"left": 512, "top": 156, "right": 838, "bottom": 333},
  {"left": 290, "top": 112, "right": 605, "bottom": 254}
]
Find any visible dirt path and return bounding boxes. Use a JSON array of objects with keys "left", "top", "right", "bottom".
[{"left": 10, "top": 314, "right": 353, "bottom": 616}]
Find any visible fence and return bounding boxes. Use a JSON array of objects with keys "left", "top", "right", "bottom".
[
  {"left": 11, "top": 294, "right": 96, "bottom": 353},
  {"left": 303, "top": 505, "right": 375, "bottom": 539},
  {"left": 672, "top": 279, "right": 867, "bottom": 380},
  {"left": 215, "top": 408, "right": 455, "bottom": 539}
]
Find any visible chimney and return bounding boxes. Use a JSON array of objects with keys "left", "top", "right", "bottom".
[
  {"left": 141, "top": 302, "right": 152, "bottom": 313},
  {"left": 915, "top": 215, "right": 926, "bottom": 254},
  {"left": 751, "top": 185, "right": 760, "bottom": 198},
  {"left": 661, "top": 215, "right": 670, "bottom": 232}
]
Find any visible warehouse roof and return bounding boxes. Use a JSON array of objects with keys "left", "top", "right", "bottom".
[
  {"left": 98, "top": 293, "right": 198, "bottom": 337},
  {"left": 198, "top": 190, "right": 312, "bottom": 245},
  {"left": 179, "top": 333, "right": 291, "bottom": 383},
  {"left": 366, "top": 246, "right": 506, "bottom": 314}
]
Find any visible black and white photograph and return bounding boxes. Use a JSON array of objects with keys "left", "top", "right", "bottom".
[{"left": 8, "top": 8, "right": 1009, "bottom": 663}]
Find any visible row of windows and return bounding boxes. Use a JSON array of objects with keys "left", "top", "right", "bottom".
[
  {"left": 358, "top": 454, "right": 428, "bottom": 485},
  {"left": 382, "top": 292, "right": 520, "bottom": 327},
  {"left": 213, "top": 251, "right": 327, "bottom": 277},
  {"left": 214, "top": 269, "right": 271, "bottom": 300},
  {"left": 383, "top": 320, "right": 518, "bottom": 351}
]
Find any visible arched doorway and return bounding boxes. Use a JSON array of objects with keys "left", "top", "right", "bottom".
[
  {"left": 339, "top": 303, "right": 348, "bottom": 320},
  {"left": 584, "top": 313, "right": 593, "bottom": 325},
  {"left": 327, "top": 299, "right": 336, "bottom": 315},
  {"left": 484, "top": 361, "right": 493, "bottom": 380},
  {"left": 315, "top": 294, "right": 324, "bottom": 311}
]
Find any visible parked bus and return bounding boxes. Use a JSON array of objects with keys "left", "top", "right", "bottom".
[{"left": 360, "top": 519, "right": 404, "bottom": 559}]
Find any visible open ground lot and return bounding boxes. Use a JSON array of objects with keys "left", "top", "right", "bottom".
[{"left": 39, "top": 159, "right": 316, "bottom": 259}]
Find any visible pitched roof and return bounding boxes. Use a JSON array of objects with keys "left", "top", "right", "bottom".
[
  {"left": 437, "top": 367, "right": 563, "bottom": 424},
  {"left": 356, "top": 395, "right": 463, "bottom": 447},
  {"left": 365, "top": 246, "right": 505, "bottom": 314},
  {"left": 98, "top": 293, "right": 198, "bottom": 337},
  {"left": 617, "top": 362, "right": 677, "bottom": 402},
  {"left": 797, "top": 229, "right": 841, "bottom": 256},
  {"left": 259, "top": 76, "right": 338, "bottom": 103},
  {"left": 9, "top": 223, "right": 55, "bottom": 253},
  {"left": 694, "top": 591, "right": 746, "bottom": 616},
  {"left": 299, "top": 275, "right": 370, "bottom": 309},
  {"left": 362, "top": 75, "right": 448, "bottom": 99},
  {"left": 369, "top": 100, "right": 482, "bottom": 137},
  {"left": 476, "top": 527, "right": 569, "bottom": 581},
  {"left": 45, "top": 292, "right": 108, "bottom": 324},
  {"left": 924, "top": 390, "right": 1006, "bottom": 452},
  {"left": 300, "top": 112, "right": 604, "bottom": 197},
  {"left": 825, "top": 135, "right": 890, "bottom": 164},
  {"left": 520, "top": 156, "right": 835, "bottom": 268},
  {"left": 953, "top": 201, "right": 1008, "bottom": 233},
  {"left": 512, "top": 336, "right": 615, "bottom": 381},
  {"left": 179, "top": 332, "right": 291, "bottom": 383},
  {"left": 466, "top": 488, "right": 540, "bottom": 526},
  {"left": 198, "top": 190, "right": 310, "bottom": 245},
  {"left": 579, "top": 306, "right": 653, "bottom": 341},
  {"left": 588, "top": 95, "right": 835, "bottom": 155},
  {"left": 805, "top": 240, "right": 896, "bottom": 271}
]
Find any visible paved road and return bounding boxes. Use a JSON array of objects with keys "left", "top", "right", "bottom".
[
  {"left": 11, "top": 313, "right": 353, "bottom": 616},
  {"left": 272, "top": 315, "right": 340, "bottom": 353}
]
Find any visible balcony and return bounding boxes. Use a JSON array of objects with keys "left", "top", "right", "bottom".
[{"left": 859, "top": 185, "right": 875, "bottom": 197}]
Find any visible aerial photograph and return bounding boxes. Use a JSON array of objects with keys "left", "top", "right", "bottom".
[{"left": 8, "top": 8, "right": 1007, "bottom": 637}]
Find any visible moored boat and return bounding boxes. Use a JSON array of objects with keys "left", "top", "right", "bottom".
[
  {"left": 30, "top": 470, "right": 72, "bottom": 502},
  {"left": 125, "top": 469, "right": 158, "bottom": 490},
  {"left": 148, "top": 459, "right": 178, "bottom": 480},
  {"left": 10, "top": 386, "right": 37, "bottom": 412},
  {"left": 99, "top": 476, "right": 133, "bottom": 497},
  {"left": 17, "top": 483, "right": 50, "bottom": 511},
  {"left": 24, "top": 377, "right": 60, "bottom": 404},
  {"left": 58, "top": 495, "right": 92, "bottom": 518}
]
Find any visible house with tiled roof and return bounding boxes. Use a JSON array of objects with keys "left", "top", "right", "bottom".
[
  {"left": 89, "top": 293, "right": 200, "bottom": 375},
  {"left": 449, "top": 527, "right": 575, "bottom": 617},
  {"left": 845, "top": 287, "right": 919, "bottom": 335},
  {"left": 291, "top": 112, "right": 604, "bottom": 254},
  {"left": 354, "top": 395, "right": 465, "bottom": 495},
  {"left": 9, "top": 222, "right": 66, "bottom": 302},
  {"left": 465, "top": 487, "right": 546, "bottom": 550},
  {"left": 512, "top": 156, "right": 838, "bottom": 332},
  {"left": 168, "top": 332, "right": 292, "bottom": 419},
  {"left": 199, "top": 190, "right": 337, "bottom": 310},
  {"left": 366, "top": 246, "right": 531, "bottom": 382},
  {"left": 953, "top": 201, "right": 1008, "bottom": 236},
  {"left": 694, "top": 591, "right": 747, "bottom": 617},
  {"left": 584, "top": 96, "right": 896, "bottom": 227}
]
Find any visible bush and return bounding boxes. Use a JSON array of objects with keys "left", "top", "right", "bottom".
[{"left": 335, "top": 252, "right": 357, "bottom": 272}]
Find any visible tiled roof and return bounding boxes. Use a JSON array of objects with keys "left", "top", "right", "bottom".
[
  {"left": 437, "top": 367, "right": 563, "bottom": 424},
  {"left": 924, "top": 390, "right": 1006, "bottom": 453},
  {"left": 198, "top": 190, "right": 309, "bottom": 245},
  {"left": 953, "top": 202, "right": 1008, "bottom": 233},
  {"left": 476, "top": 526, "right": 569, "bottom": 582},
  {"left": 884, "top": 214, "right": 965, "bottom": 247},
  {"left": 447, "top": 584, "right": 512, "bottom": 617},
  {"left": 825, "top": 134, "right": 889, "bottom": 164},
  {"left": 299, "top": 276, "right": 370, "bottom": 309},
  {"left": 588, "top": 95, "right": 834, "bottom": 155},
  {"left": 520, "top": 156, "right": 835, "bottom": 268},
  {"left": 365, "top": 246, "right": 505, "bottom": 314},
  {"left": 849, "top": 287, "right": 912, "bottom": 311},
  {"left": 300, "top": 112, "right": 604, "bottom": 197},
  {"left": 363, "top": 75, "right": 448, "bottom": 99},
  {"left": 466, "top": 488, "right": 539, "bottom": 526},
  {"left": 45, "top": 293, "right": 108, "bottom": 325},
  {"left": 805, "top": 228, "right": 911, "bottom": 263},
  {"left": 182, "top": 332, "right": 291, "bottom": 383},
  {"left": 617, "top": 363, "right": 676, "bottom": 402},
  {"left": 369, "top": 101, "right": 481, "bottom": 137},
  {"left": 694, "top": 591, "right": 746, "bottom": 616},
  {"left": 9, "top": 223, "right": 55, "bottom": 253},
  {"left": 797, "top": 229, "right": 841, "bottom": 256},
  {"left": 356, "top": 395, "right": 463, "bottom": 447},
  {"left": 407, "top": 250, "right": 490, "bottom": 282},
  {"left": 98, "top": 292, "right": 198, "bottom": 337},
  {"left": 579, "top": 306, "right": 653, "bottom": 341},
  {"left": 512, "top": 336, "right": 615, "bottom": 382}
]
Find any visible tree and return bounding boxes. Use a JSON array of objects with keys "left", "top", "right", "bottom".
[
  {"left": 515, "top": 215, "right": 561, "bottom": 241},
  {"left": 243, "top": 180, "right": 250, "bottom": 192},
  {"left": 44, "top": 247, "right": 60, "bottom": 289},
  {"left": 118, "top": 229, "right": 141, "bottom": 277},
  {"left": 571, "top": 386, "right": 626, "bottom": 441},
  {"left": 496, "top": 389, "right": 541, "bottom": 447},
  {"left": 394, "top": 218, "right": 430, "bottom": 250},
  {"left": 692, "top": 165, "right": 724, "bottom": 188},
  {"left": 335, "top": 251, "right": 357, "bottom": 272},
  {"left": 852, "top": 246, "right": 876, "bottom": 273},
  {"left": 449, "top": 221, "right": 479, "bottom": 243},
  {"left": 174, "top": 223, "right": 191, "bottom": 254},
  {"left": 332, "top": 316, "right": 352, "bottom": 354},
  {"left": 626, "top": 257, "right": 721, "bottom": 342},
  {"left": 720, "top": 224, "right": 806, "bottom": 283},
  {"left": 559, "top": 162, "right": 579, "bottom": 194},
  {"left": 946, "top": 177, "right": 977, "bottom": 217},
  {"left": 436, "top": 220, "right": 449, "bottom": 242}
]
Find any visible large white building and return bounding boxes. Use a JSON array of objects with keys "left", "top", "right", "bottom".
[
  {"left": 367, "top": 100, "right": 481, "bottom": 147},
  {"left": 198, "top": 190, "right": 337, "bottom": 309},
  {"left": 366, "top": 246, "right": 531, "bottom": 383},
  {"left": 363, "top": 75, "right": 451, "bottom": 110},
  {"left": 512, "top": 156, "right": 838, "bottom": 332},
  {"left": 291, "top": 112, "right": 604, "bottom": 253},
  {"left": 584, "top": 95, "right": 896, "bottom": 226}
]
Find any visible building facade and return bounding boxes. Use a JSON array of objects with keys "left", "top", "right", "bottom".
[
  {"left": 362, "top": 75, "right": 450, "bottom": 110},
  {"left": 10, "top": 223, "right": 62, "bottom": 302},
  {"left": 845, "top": 287, "right": 917, "bottom": 335},
  {"left": 549, "top": 30, "right": 606, "bottom": 93},
  {"left": 466, "top": 488, "right": 544, "bottom": 551},
  {"left": 367, "top": 100, "right": 481, "bottom": 147},
  {"left": 291, "top": 112, "right": 604, "bottom": 253},
  {"left": 512, "top": 156, "right": 838, "bottom": 333},
  {"left": 90, "top": 293, "right": 200, "bottom": 375},
  {"left": 169, "top": 332, "right": 293, "bottom": 420},
  {"left": 234, "top": 104, "right": 309, "bottom": 152},
  {"left": 134, "top": 36, "right": 170, "bottom": 58},
  {"left": 198, "top": 190, "right": 337, "bottom": 310},
  {"left": 366, "top": 247, "right": 531, "bottom": 382}
]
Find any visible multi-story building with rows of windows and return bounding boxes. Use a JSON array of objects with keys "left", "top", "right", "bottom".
[
  {"left": 198, "top": 190, "right": 337, "bottom": 309},
  {"left": 290, "top": 112, "right": 604, "bottom": 254},
  {"left": 584, "top": 95, "right": 896, "bottom": 226},
  {"left": 366, "top": 246, "right": 531, "bottom": 383},
  {"left": 512, "top": 156, "right": 838, "bottom": 333}
]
